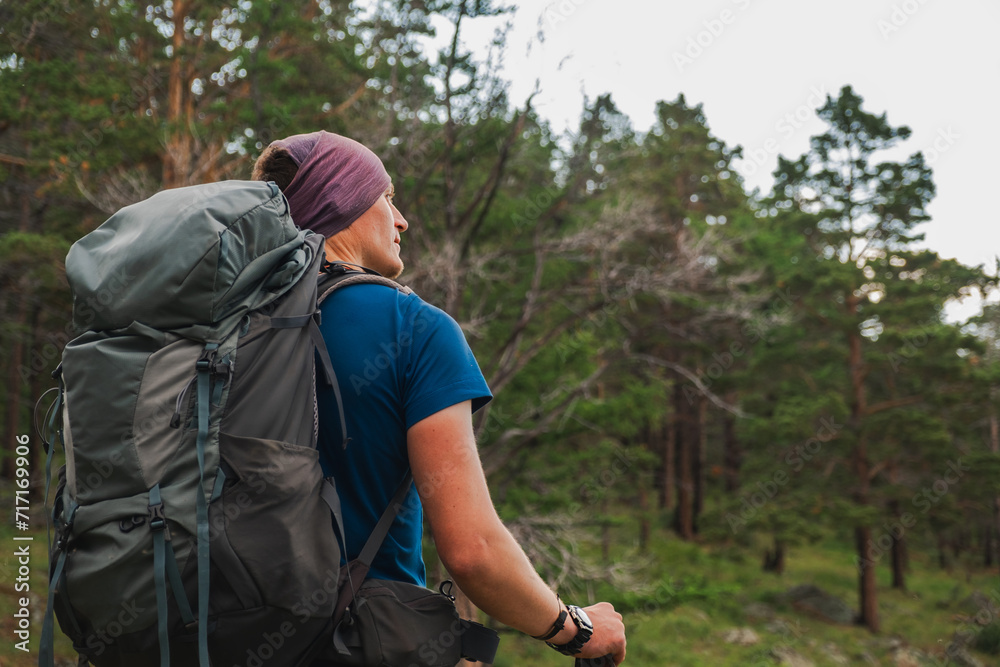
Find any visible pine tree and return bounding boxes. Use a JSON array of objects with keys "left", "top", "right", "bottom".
[{"left": 765, "top": 85, "right": 985, "bottom": 631}]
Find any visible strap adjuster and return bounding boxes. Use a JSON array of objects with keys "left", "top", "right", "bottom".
[
  {"left": 195, "top": 348, "right": 215, "bottom": 372},
  {"left": 54, "top": 504, "right": 78, "bottom": 551},
  {"left": 196, "top": 347, "right": 230, "bottom": 376},
  {"left": 148, "top": 502, "right": 167, "bottom": 532}
]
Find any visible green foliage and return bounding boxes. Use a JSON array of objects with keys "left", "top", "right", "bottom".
[{"left": 973, "top": 622, "right": 1000, "bottom": 656}]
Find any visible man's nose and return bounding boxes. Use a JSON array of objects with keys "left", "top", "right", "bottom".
[{"left": 393, "top": 205, "right": 409, "bottom": 232}]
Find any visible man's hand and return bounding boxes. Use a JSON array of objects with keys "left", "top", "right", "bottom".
[{"left": 576, "top": 602, "right": 626, "bottom": 665}]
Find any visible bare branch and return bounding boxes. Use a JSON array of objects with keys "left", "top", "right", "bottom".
[
  {"left": 481, "top": 360, "right": 609, "bottom": 476},
  {"left": 632, "top": 353, "right": 748, "bottom": 417}
]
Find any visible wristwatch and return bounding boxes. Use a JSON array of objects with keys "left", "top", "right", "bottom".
[{"left": 546, "top": 604, "right": 594, "bottom": 656}]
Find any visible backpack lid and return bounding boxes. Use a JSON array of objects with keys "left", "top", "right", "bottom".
[{"left": 66, "top": 180, "right": 310, "bottom": 335}]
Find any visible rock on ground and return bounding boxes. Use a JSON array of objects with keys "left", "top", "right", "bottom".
[
  {"left": 820, "top": 642, "right": 849, "bottom": 665},
  {"left": 743, "top": 602, "right": 776, "bottom": 621},
  {"left": 722, "top": 627, "right": 760, "bottom": 646},
  {"left": 781, "top": 584, "right": 855, "bottom": 625},
  {"left": 771, "top": 646, "right": 816, "bottom": 667},
  {"left": 892, "top": 646, "right": 926, "bottom": 667},
  {"left": 945, "top": 642, "right": 986, "bottom": 667}
]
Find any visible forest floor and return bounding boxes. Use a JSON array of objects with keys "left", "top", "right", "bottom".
[
  {"left": 1, "top": 489, "right": 998, "bottom": 667},
  {"left": 492, "top": 523, "right": 1000, "bottom": 666}
]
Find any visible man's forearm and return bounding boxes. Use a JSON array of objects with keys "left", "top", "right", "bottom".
[
  {"left": 409, "top": 402, "right": 625, "bottom": 662},
  {"left": 433, "top": 514, "right": 576, "bottom": 639}
]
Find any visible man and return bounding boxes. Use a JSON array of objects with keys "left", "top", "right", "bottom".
[{"left": 252, "top": 131, "right": 627, "bottom": 664}]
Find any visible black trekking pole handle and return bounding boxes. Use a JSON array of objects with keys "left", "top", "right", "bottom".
[{"left": 575, "top": 656, "right": 615, "bottom": 666}]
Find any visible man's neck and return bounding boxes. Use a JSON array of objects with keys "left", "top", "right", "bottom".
[{"left": 323, "top": 238, "right": 362, "bottom": 269}]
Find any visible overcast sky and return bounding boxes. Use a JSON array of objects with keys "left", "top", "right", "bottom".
[{"left": 422, "top": 0, "right": 999, "bottom": 316}]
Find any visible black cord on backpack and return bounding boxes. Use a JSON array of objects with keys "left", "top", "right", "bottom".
[
  {"left": 34, "top": 386, "right": 60, "bottom": 456},
  {"left": 321, "top": 260, "right": 384, "bottom": 277}
]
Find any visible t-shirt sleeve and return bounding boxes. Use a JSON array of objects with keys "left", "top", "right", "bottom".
[{"left": 401, "top": 299, "right": 492, "bottom": 429}]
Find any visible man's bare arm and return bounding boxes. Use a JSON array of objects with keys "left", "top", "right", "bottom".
[{"left": 407, "top": 401, "right": 626, "bottom": 663}]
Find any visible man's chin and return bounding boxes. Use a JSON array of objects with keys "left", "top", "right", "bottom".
[
  {"left": 366, "top": 253, "right": 403, "bottom": 279},
  {"left": 385, "top": 261, "right": 404, "bottom": 280}
]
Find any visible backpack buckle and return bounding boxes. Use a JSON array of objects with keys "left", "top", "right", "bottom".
[
  {"left": 196, "top": 348, "right": 216, "bottom": 372},
  {"left": 148, "top": 502, "right": 169, "bottom": 538},
  {"left": 55, "top": 503, "right": 78, "bottom": 551},
  {"left": 55, "top": 529, "right": 70, "bottom": 552},
  {"left": 196, "top": 348, "right": 230, "bottom": 377}
]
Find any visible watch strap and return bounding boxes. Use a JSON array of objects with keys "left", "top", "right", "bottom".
[
  {"left": 531, "top": 596, "right": 567, "bottom": 641},
  {"left": 546, "top": 605, "right": 594, "bottom": 656}
]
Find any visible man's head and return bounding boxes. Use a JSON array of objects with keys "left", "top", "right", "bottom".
[{"left": 252, "top": 131, "right": 408, "bottom": 278}]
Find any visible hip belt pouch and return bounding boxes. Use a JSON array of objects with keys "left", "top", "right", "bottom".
[
  {"left": 321, "top": 577, "right": 499, "bottom": 667},
  {"left": 319, "top": 472, "right": 499, "bottom": 667},
  {"left": 330, "top": 578, "right": 464, "bottom": 667}
]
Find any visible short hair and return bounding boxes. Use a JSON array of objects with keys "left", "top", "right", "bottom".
[{"left": 251, "top": 144, "right": 298, "bottom": 191}]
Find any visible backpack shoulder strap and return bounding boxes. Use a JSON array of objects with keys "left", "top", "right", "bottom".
[
  {"left": 357, "top": 470, "right": 414, "bottom": 569},
  {"left": 316, "top": 261, "right": 416, "bottom": 590},
  {"left": 331, "top": 470, "right": 414, "bottom": 629},
  {"left": 312, "top": 263, "right": 411, "bottom": 452},
  {"left": 317, "top": 262, "right": 412, "bottom": 304}
]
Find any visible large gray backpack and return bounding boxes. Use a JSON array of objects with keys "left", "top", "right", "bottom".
[{"left": 38, "top": 181, "right": 358, "bottom": 667}]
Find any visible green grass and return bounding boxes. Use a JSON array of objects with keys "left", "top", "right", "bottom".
[
  {"left": 487, "top": 525, "right": 999, "bottom": 666},
  {"left": 2, "top": 485, "right": 998, "bottom": 667}
]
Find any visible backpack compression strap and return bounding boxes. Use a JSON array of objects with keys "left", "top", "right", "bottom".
[{"left": 190, "top": 343, "right": 219, "bottom": 667}]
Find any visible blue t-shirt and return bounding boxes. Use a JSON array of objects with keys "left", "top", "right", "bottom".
[{"left": 316, "top": 282, "right": 492, "bottom": 585}]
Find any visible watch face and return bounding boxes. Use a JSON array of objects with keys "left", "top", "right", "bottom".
[{"left": 571, "top": 606, "right": 593, "bottom": 631}]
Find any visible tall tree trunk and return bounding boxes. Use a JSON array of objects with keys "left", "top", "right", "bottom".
[
  {"left": 600, "top": 497, "right": 611, "bottom": 563},
  {"left": 953, "top": 529, "right": 968, "bottom": 563},
  {"left": 892, "top": 535, "right": 907, "bottom": 591},
  {"left": 2, "top": 178, "right": 32, "bottom": 479},
  {"left": 993, "top": 504, "right": 1000, "bottom": 569},
  {"left": 856, "top": 526, "right": 879, "bottom": 631},
  {"left": 638, "top": 484, "right": 650, "bottom": 553},
  {"left": 937, "top": 533, "right": 950, "bottom": 570},
  {"left": 26, "top": 304, "right": 45, "bottom": 501},
  {"left": 692, "top": 392, "right": 706, "bottom": 535},
  {"left": 662, "top": 420, "right": 675, "bottom": 511},
  {"left": 722, "top": 396, "right": 741, "bottom": 492},
  {"left": 650, "top": 423, "right": 664, "bottom": 509},
  {"left": 674, "top": 383, "right": 694, "bottom": 540},
  {"left": 885, "top": 463, "right": 908, "bottom": 591},
  {"left": 990, "top": 408, "right": 1000, "bottom": 571},
  {"left": 163, "top": 0, "right": 192, "bottom": 188},
  {"left": 763, "top": 537, "right": 785, "bottom": 574},
  {"left": 847, "top": 296, "right": 878, "bottom": 632}
]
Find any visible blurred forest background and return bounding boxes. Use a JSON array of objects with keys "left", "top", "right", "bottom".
[{"left": 2, "top": 1, "right": 1000, "bottom": 665}]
